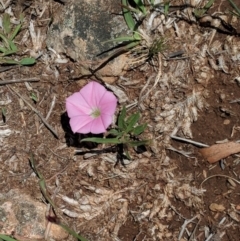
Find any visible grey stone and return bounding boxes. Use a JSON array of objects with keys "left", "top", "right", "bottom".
[{"left": 47, "top": 0, "right": 129, "bottom": 82}]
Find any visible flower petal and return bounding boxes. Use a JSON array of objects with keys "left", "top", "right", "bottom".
[
  {"left": 99, "top": 91, "right": 117, "bottom": 115},
  {"left": 69, "top": 115, "right": 94, "bottom": 133},
  {"left": 66, "top": 92, "right": 92, "bottom": 117},
  {"left": 101, "top": 113, "right": 114, "bottom": 129},
  {"left": 80, "top": 81, "right": 107, "bottom": 107},
  {"left": 90, "top": 116, "right": 108, "bottom": 134}
]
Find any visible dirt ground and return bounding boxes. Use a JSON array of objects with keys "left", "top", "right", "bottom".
[{"left": 1, "top": 0, "right": 240, "bottom": 241}]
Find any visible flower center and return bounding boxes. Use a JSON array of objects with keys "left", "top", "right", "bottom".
[{"left": 90, "top": 108, "right": 101, "bottom": 118}]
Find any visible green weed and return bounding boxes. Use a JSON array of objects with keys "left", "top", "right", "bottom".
[{"left": 0, "top": 13, "right": 35, "bottom": 65}]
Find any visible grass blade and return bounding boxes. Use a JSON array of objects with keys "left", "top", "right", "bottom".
[
  {"left": 57, "top": 223, "right": 89, "bottom": 241},
  {"left": 132, "top": 0, "right": 147, "bottom": 15},
  {"left": 0, "top": 235, "right": 18, "bottom": 241},
  {"left": 118, "top": 105, "right": 127, "bottom": 130},
  {"left": 2, "top": 13, "right": 11, "bottom": 35},
  {"left": 81, "top": 137, "right": 121, "bottom": 144},
  {"left": 122, "top": 0, "right": 136, "bottom": 31},
  {"left": 228, "top": 0, "right": 240, "bottom": 16},
  {"left": 126, "top": 112, "right": 140, "bottom": 133},
  {"left": 19, "top": 57, "right": 36, "bottom": 65}
]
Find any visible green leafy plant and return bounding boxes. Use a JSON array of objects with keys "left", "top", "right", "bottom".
[
  {"left": 30, "top": 92, "right": 38, "bottom": 103},
  {"left": 0, "top": 13, "right": 35, "bottom": 65},
  {"left": 148, "top": 37, "right": 167, "bottom": 58},
  {"left": 194, "top": 0, "right": 215, "bottom": 18},
  {"left": 107, "top": 0, "right": 152, "bottom": 50},
  {"left": 81, "top": 106, "right": 149, "bottom": 160}
]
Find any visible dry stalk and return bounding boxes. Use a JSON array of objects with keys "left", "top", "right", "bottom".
[
  {"left": 178, "top": 214, "right": 200, "bottom": 240},
  {"left": 8, "top": 86, "right": 58, "bottom": 138},
  {"left": 171, "top": 135, "right": 209, "bottom": 147},
  {"left": 39, "top": 95, "right": 56, "bottom": 130},
  {"left": 138, "top": 52, "right": 162, "bottom": 108},
  {"left": 0, "top": 77, "right": 40, "bottom": 85}
]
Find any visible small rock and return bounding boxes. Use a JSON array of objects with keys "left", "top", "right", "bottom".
[
  {"left": 0, "top": 189, "right": 68, "bottom": 240},
  {"left": 47, "top": 0, "right": 128, "bottom": 83}
]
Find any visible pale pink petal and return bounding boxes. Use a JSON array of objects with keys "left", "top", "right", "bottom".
[
  {"left": 66, "top": 92, "right": 92, "bottom": 117},
  {"left": 80, "top": 81, "right": 107, "bottom": 107},
  {"left": 100, "top": 113, "right": 114, "bottom": 128},
  {"left": 90, "top": 116, "right": 108, "bottom": 134},
  {"left": 69, "top": 115, "right": 94, "bottom": 133},
  {"left": 99, "top": 92, "right": 117, "bottom": 115}
]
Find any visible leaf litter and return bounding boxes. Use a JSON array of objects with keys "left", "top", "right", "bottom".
[{"left": 1, "top": 0, "right": 240, "bottom": 241}]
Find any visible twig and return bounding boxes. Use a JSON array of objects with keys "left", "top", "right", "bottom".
[
  {"left": 178, "top": 215, "right": 200, "bottom": 240},
  {"left": 0, "top": 77, "right": 40, "bottom": 85},
  {"left": 167, "top": 145, "right": 193, "bottom": 158},
  {"left": 39, "top": 95, "right": 56, "bottom": 130},
  {"left": 171, "top": 135, "right": 209, "bottom": 147},
  {"left": 8, "top": 86, "right": 58, "bottom": 138}
]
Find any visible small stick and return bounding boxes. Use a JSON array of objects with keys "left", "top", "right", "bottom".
[
  {"left": 171, "top": 135, "right": 209, "bottom": 147},
  {"left": 39, "top": 95, "right": 56, "bottom": 130},
  {"left": 0, "top": 77, "right": 40, "bottom": 85},
  {"left": 8, "top": 86, "right": 58, "bottom": 138},
  {"left": 178, "top": 215, "right": 200, "bottom": 240}
]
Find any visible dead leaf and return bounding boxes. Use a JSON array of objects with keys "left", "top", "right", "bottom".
[
  {"left": 209, "top": 203, "right": 225, "bottom": 212},
  {"left": 199, "top": 142, "right": 240, "bottom": 163}
]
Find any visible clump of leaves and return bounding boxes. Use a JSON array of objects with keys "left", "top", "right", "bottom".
[
  {"left": 81, "top": 106, "right": 149, "bottom": 160},
  {"left": 0, "top": 13, "right": 35, "bottom": 65},
  {"left": 148, "top": 37, "right": 167, "bottom": 59}
]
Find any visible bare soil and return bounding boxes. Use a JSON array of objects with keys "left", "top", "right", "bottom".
[{"left": 1, "top": 0, "right": 240, "bottom": 241}]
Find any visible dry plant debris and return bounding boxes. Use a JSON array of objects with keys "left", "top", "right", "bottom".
[{"left": 1, "top": 0, "right": 240, "bottom": 241}]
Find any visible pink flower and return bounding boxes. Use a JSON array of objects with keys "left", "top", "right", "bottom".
[{"left": 66, "top": 81, "right": 117, "bottom": 134}]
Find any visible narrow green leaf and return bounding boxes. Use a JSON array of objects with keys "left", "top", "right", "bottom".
[
  {"left": 10, "top": 23, "right": 21, "bottom": 41},
  {"left": 0, "top": 46, "right": 8, "bottom": 53},
  {"left": 0, "top": 234, "right": 18, "bottom": 241},
  {"left": 1, "top": 49, "right": 17, "bottom": 56},
  {"left": 124, "top": 148, "right": 131, "bottom": 159},
  {"left": 0, "top": 33, "right": 11, "bottom": 49},
  {"left": 19, "top": 57, "right": 36, "bottom": 65},
  {"left": 132, "top": 123, "right": 147, "bottom": 135},
  {"left": 30, "top": 154, "right": 56, "bottom": 209},
  {"left": 30, "top": 92, "right": 38, "bottom": 102},
  {"left": 2, "top": 107, "right": 6, "bottom": 118},
  {"left": 228, "top": 0, "right": 240, "bottom": 16},
  {"left": 9, "top": 41, "right": 17, "bottom": 52},
  {"left": 164, "top": 1, "right": 170, "bottom": 15},
  {"left": 0, "top": 59, "right": 19, "bottom": 64},
  {"left": 58, "top": 223, "right": 89, "bottom": 241},
  {"left": 132, "top": 0, "right": 147, "bottom": 15},
  {"left": 118, "top": 106, "right": 127, "bottom": 130},
  {"left": 81, "top": 137, "right": 121, "bottom": 144},
  {"left": 105, "top": 36, "right": 137, "bottom": 43},
  {"left": 122, "top": 0, "right": 136, "bottom": 31},
  {"left": 194, "top": 0, "right": 215, "bottom": 17},
  {"left": 126, "top": 112, "right": 140, "bottom": 133},
  {"left": 2, "top": 13, "right": 11, "bottom": 35},
  {"left": 127, "top": 139, "right": 150, "bottom": 147},
  {"left": 107, "top": 129, "right": 120, "bottom": 136}
]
